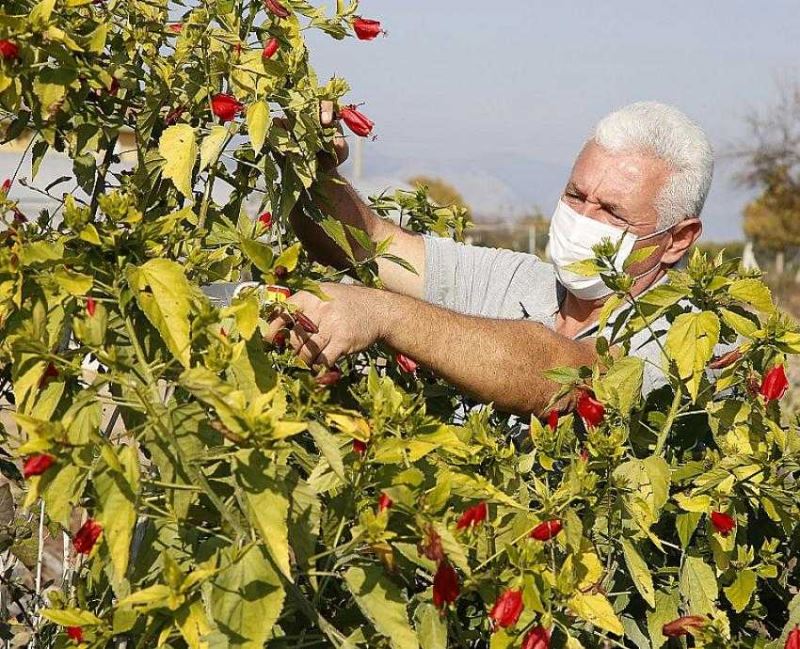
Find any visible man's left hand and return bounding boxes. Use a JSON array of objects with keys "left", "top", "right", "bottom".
[{"left": 266, "top": 283, "right": 386, "bottom": 368}]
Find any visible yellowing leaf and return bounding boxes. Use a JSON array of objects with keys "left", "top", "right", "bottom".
[
  {"left": 247, "top": 100, "right": 270, "bottom": 153},
  {"left": 159, "top": 124, "right": 198, "bottom": 200},
  {"left": 728, "top": 278, "right": 774, "bottom": 313},
  {"left": 680, "top": 555, "right": 718, "bottom": 616},
  {"left": 724, "top": 568, "right": 756, "bottom": 613},
  {"left": 622, "top": 539, "right": 655, "bottom": 608},
  {"left": 567, "top": 592, "right": 624, "bottom": 635},
  {"left": 664, "top": 311, "right": 720, "bottom": 401},
  {"left": 199, "top": 125, "right": 229, "bottom": 171}
]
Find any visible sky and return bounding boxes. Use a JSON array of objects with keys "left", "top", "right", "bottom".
[{"left": 305, "top": 0, "right": 800, "bottom": 241}]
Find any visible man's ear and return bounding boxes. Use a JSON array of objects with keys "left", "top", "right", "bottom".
[{"left": 662, "top": 218, "right": 702, "bottom": 265}]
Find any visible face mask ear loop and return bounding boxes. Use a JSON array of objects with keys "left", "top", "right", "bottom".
[{"left": 630, "top": 226, "right": 675, "bottom": 281}]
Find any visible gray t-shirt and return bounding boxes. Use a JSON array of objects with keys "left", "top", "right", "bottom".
[{"left": 423, "top": 235, "right": 675, "bottom": 395}]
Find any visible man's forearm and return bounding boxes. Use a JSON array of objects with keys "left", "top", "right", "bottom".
[
  {"left": 290, "top": 171, "right": 426, "bottom": 297},
  {"left": 375, "top": 291, "right": 597, "bottom": 416}
]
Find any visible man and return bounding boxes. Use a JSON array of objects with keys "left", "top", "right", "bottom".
[{"left": 265, "top": 101, "right": 713, "bottom": 417}]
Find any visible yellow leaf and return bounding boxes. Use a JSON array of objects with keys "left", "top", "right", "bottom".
[
  {"left": 159, "top": 124, "right": 198, "bottom": 200},
  {"left": 247, "top": 100, "right": 270, "bottom": 153},
  {"left": 199, "top": 125, "right": 229, "bottom": 171},
  {"left": 567, "top": 593, "right": 624, "bottom": 636}
]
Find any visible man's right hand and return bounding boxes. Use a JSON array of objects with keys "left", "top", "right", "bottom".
[{"left": 320, "top": 100, "right": 349, "bottom": 171}]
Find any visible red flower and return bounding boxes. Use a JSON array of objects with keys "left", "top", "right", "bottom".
[
  {"left": 339, "top": 105, "right": 374, "bottom": 138},
  {"left": 577, "top": 390, "right": 605, "bottom": 427},
  {"left": 786, "top": 626, "right": 800, "bottom": 649},
  {"left": 760, "top": 364, "right": 789, "bottom": 402},
  {"left": 546, "top": 409, "right": 558, "bottom": 431},
  {"left": 264, "top": 0, "right": 290, "bottom": 18},
  {"left": 266, "top": 284, "right": 292, "bottom": 299},
  {"left": 39, "top": 362, "right": 59, "bottom": 389},
  {"left": 710, "top": 511, "right": 736, "bottom": 536},
  {"left": 419, "top": 526, "right": 445, "bottom": 562},
  {"left": 211, "top": 93, "right": 243, "bottom": 122},
  {"left": 456, "top": 501, "right": 487, "bottom": 531},
  {"left": 315, "top": 368, "right": 342, "bottom": 386},
  {"left": 23, "top": 454, "right": 55, "bottom": 478},
  {"left": 86, "top": 297, "right": 97, "bottom": 317},
  {"left": 662, "top": 615, "right": 707, "bottom": 638},
  {"left": 530, "top": 519, "right": 562, "bottom": 541},
  {"left": 396, "top": 353, "right": 418, "bottom": 374},
  {"left": 432, "top": 561, "right": 459, "bottom": 609},
  {"left": 73, "top": 519, "right": 102, "bottom": 554},
  {"left": 274, "top": 265, "right": 288, "bottom": 280},
  {"left": 168, "top": 23, "right": 183, "bottom": 33},
  {"left": 489, "top": 588, "right": 524, "bottom": 629},
  {"left": 262, "top": 37, "right": 280, "bottom": 59},
  {"left": 521, "top": 626, "right": 550, "bottom": 649},
  {"left": 272, "top": 330, "right": 287, "bottom": 351},
  {"left": 1, "top": 178, "right": 11, "bottom": 193},
  {"left": 353, "top": 17, "right": 384, "bottom": 41},
  {"left": 378, "top": 492, "right": 393, "bottom": 512},
  {"left": 0, "top": 40, "right": 19, "bottom": 60},
  {"left": 66, "top": 626, "right": 84, "bottom": 642},
  {"left": 258, "top": 211, "right": 273, "bottom": 228},
  {"left": 352, "top": 439, "right": 368, "bottom": 455}
]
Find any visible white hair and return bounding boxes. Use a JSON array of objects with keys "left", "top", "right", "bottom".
[{"left": 591, "top": 101, "right": 714, "bottom": 227}]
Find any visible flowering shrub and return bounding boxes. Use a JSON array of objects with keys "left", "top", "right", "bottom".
[{"left": 0, "top": 1, "right": 799, "bottom": 648}]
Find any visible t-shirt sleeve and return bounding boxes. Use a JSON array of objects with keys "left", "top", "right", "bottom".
[{"left": 423, "top": 235, "right": 557, "bottom": 321}]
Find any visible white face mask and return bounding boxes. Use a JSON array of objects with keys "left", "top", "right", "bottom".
[{"left": 548, "top": 199, "right": 670, "bottom": 301}]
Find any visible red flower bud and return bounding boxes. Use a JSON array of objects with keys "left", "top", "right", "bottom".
[
  {"left": 396, "top": 353, "right": 418, "bottom": 374},
  {"left": 760, "top": 364, "right": 789, "bottom": 402},
  {"left": 262, "top": 37, "right": 280, "bottom": 59},
  {"left": 378, "top": 491, "right": 393, "bottom": 512},
  {"left": 530, "top": 518, "right": 562, "bottom": 541},
  {"left": 786, "top": 626, "right": 800, "bottom": 649},
  {"left": 165, "top": 105, "right": 186, "bottom": 125},
  {"left": 266, "top": 284, "right": 292, "bottom": 299},
  {"left": 211, "top": 93, "right": 243, "bottom": 122},
  {"left": 66, "top": 626, "right": 84, "bottom": 642},
  {"left": 23, "top": 453, "right": 55, "bottom": 478},
  {"left": 489, "top": 588, "right": 524, "bottom": 629},
  {"left": 73, "top": 519, "right": 102, "bottom": 554},
  {"left": 456, "top": 501, "right": 487, "bottom": 531},
  {"left": 432, "top": 561, "right": 459, "bottom": 609},
  {"left": 521, "top": 626, "right": 550, "bottom": 649},
  {"left": 1, "top": 178, "right": 11, "bottom": 193},
  {"left": 219, "top": 327, "right": 227, "bottom": 338},
  {"left": 86, "top": 297, "right": 97, "bottom": 317},
  {"left": 710, "top": 510, "right": 736, "bottom": 536},
  {"left": 168, "top": 22, "right": 183, "bottom": 33},
  {"left": 315, "top": 368, "right": 342, "bottom": 386},
  {"left": 662, "top": 615, "right": 707, "bottom": 638},
  {"left": 419, "top": 526, "right": 445, "bottom": 563},
  {"left": 272, "top": 330, "right": 287, "bottom": 350},
  {"left": 0, "top": 40, "right": 19, "bottom": 60},
  {"left": 295, "top": 312, "right": 318, "bottom": 334},
  {"left": 339, "top": 105, "right": 374, "bottom": 138},
  {"left": 258, "top": 211, "right": 273, "bottom": 228},
  {"left": 708, "top": 348, "right": 742, "bottom": 370},
  {"left": 264, "top": 0, "right": 290, "bottom": 18},
  {"left": 546, "top": 409, "right": 558, "bottom": 431},
  {"left": 39, "top": 362, "right": 59, "bottom": 389},
  {"left": 577, "top": 390, "right": 605, "bottom": 427},
  {"left": 352, "top": 17, "right": 384, "bottom": 41},
  {"left": 579, "top": 447, "right": 590, "bottom": 462},
  {"left": 352, "top": 439, "right": 368, "bottom": 455},
  {"left": 274, "top": 265, "right": 288, "bottom": 280}
]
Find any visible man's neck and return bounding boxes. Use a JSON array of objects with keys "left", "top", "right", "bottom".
[{"left": 555, "top": 266, "right": 667, "bottom": 338}]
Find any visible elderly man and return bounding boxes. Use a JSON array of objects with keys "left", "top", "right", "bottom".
[{"left": 266, "top": 101, "right": 713, "bottom": 416}]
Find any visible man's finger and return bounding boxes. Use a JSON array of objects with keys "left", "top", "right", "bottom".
[{"left": 316, "top": 345, "right": 344, "bottom": 368}]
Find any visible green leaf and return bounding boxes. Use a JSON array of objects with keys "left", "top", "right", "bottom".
[
  {"left": 344, "top": 566, "right": 420, "bottom": 649},
  {"left": 247, "top": 100, "right": 270, "bottom": 153},
  {"left": 210, "top": 545, "right": 285, "bottom": 649},
  {"left": 241, "top": 239, "right": 275, "bottom": 273},
  {"left": 199, "top": 125, "right": 229, "bottom": 171},
  {"left": 29, "top": 0, "right": 56, "bottom": 28},
  {"left": 236, "top": 450, "right": 292, "bottom": 580},
  {"left": 159, "top": 124, "right": 198, "bottom": 200},
  {"left": 679, "top": 555, "right": 718, "bottom": 616},
  {"left": 622, "top": 539, "right": 655, "bottom": 608},
  {"left": 646, "top": 590, "right": 680, "bottom": 649},
  {"left": 53, "top": 268, "right": 93, "bottom": 295},
  {"left": 308, "top": 422, "right": 345, "bottom": 481},
  {"left": 595, "top": 356, "right": 643, "bottom": 414},
  {"left": 623, "top": 245, "right": 658, "bottom": 271},
  {"left": 128, "top": 259, "right": 193, "bottom": 368},
  {"left": 40, "top": 608, "right": 103, "bottom": 627},
  {"left": 664, "top": 311, "right": 720, "bottom": 401},
  {"left": 415, "top": 603, "right": 447, "bottom": 649},
  {"left": 565, "top": 259, "right": 602, "bottom": 277},
  {"left": 728, "top": 278, "right": 774, "bottom": 313},
  {"left": 567, "top": 592, "right": 624, "bottom": 636},
  {"left": 274, "top": 242, "right": 302, "bottom": 273},
  {"left": 724, "top": 568, "right": 756, "bottom": 613},
  {"left": 319, "top": 217, "right": 355, "bottom": 261},
  {"left": 720, "top": 307, "right": 759, "bottom": 338},
  {"left": 95, "top": 444, "right": 139, "bottom": 585}
]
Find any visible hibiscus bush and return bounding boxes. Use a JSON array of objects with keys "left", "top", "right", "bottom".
[{"left": 1, "top": 2, "right": 800, "bottom": 648}]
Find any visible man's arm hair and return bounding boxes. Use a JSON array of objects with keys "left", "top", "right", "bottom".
[
  {"left": 374, "top": 289, "right": 597, "bottom": 416},
  {"left": 290, "top": 170, "right": 427, "bottom": 298}
]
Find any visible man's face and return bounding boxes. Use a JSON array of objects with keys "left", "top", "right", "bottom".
[{"left": 561, "top": 141, "right": 700, "bottom": 279}]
